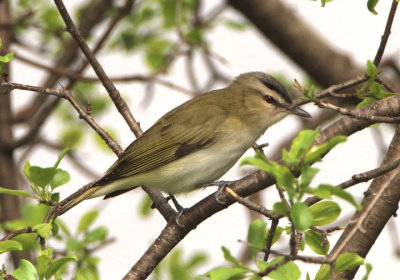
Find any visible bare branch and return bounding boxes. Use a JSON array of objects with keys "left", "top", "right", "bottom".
[{"left": 54, "top": 0, "right": 142, "bottom": 137}]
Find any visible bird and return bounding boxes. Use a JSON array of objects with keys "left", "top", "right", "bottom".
[{"left": 58, "top": 72, "right": 311, "bottom": 215}]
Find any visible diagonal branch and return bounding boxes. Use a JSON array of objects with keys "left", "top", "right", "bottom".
[
  {"left": 373, "top": 0, "right": 398, "bottom": 67},
  {"left": 54, "top": 0, "right": 142, "bottom": 137},
  {"left": 122, "top": 90, "right": 400, "bottom": 280}
]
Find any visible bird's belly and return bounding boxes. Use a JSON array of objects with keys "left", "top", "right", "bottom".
[{"left": 142, "top": 137, "right": 254, "bottom": 194}]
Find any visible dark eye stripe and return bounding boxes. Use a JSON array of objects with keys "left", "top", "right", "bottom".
[{"left": 260, "top": 78, "right": 292, "bottom": 104}]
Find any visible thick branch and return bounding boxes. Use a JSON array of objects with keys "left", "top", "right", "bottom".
[
  {"left": 329, "top": 126, "right": 400, "bottom": 279},
  {"left": 228, "top": 0, "right": 363, "bottom": 87},
  {"left": 123, "top": 93, "right": 400, "bottom": 279}
]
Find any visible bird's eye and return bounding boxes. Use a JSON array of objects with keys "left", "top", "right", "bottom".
[{"left": 265, "top": 95, "right": 274, "bottom": 103}]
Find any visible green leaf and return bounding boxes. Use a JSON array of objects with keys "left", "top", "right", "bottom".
[
  {"left": 138, "top": 194, "right": 153, "bottom": 217},
  {"left": 12, "top": 260, "right": 38, "bottom": 280},
  {"left": 310, "top": 201, "right": 341, "bottom": 226},
  {"left": 0, "top": 240, "right": 23, "bottom": 253},
  {"left": 86, "top": 226, "right": 108, "bottom": 242},
  {"left": 29, "top": 166, "right": 56, "bottom": 188},
  {"left": 290, "top": 202, "right": 313, "bottom": 231},
  {"left": 256, "top": 256, "right": 284, "bottom": 271},
  {"left": 317, "top": 184, "right": 362, "bottom": 210},
  {"left": 267, "top": 261, "right": 301, "bottom": 280},
  {"left": 208, "top": 267, "right": 247, "bottom": 280},
  {"left": 223, "top": 19, "right": 248, "bottom": 30},
  {"left": 53, "top": 148, "right": 71, "bottom": 168},
  {"left": 304, "top": 230, "right": 329, "bottom": 255},
  {"left": 40, "top": 7, "right": 64, "bottom": 31},
  {"left": 145, "top": 39, "right": 173, "bottom": 71},
  {"left": 315, "top": 264, "right": 330, "bottom": 280},
  {"left": 304, "top": 135, "right": 347, "bottom": 165},
  {"left": 221, "top": 246, "right": 248, "bottom": 269},
  {"left": 78, "top": 210, "right": 99, "bottom": 232},
  {"left": 367, "top": 0, "right": 379, "bottom": 15},
  {"left": 33, "top": 223, "right": 52, "bottom": 239},
  {"left": 50, "top": 169, "right": 70, "bottom": 189},
  {"left": 66, "top": 238, "right": 85, "bottom": 252},
  {"left": 37, "top": 248, "right": 53, "bottom": 280},
  {"left": 0, "top": 51, "right": 14, "bottom": 63},
  {"left": 0, "top": 186, "right": 34, "bottom": 198},
  {"left": 335, "top": 253, "right": 364, "bottom": 273},
  {"left": 272, "top": 202, "right": 289, "bottom": 216},
  {"left": 60, "top": 126, "right": 84, "bottom": 148},
  {"left": 242, "top": 154, "right": 296, "bottom": 199},
  {"left": 362, "top": 263, "right": 373, "bottom": 280},
  {"left": 366, "top": 60, "right": 378, "bottom": 78},
  {"left": 45, "top": 255, "right": 78, "bottom": 279},
  {"left": 283, "top": 129, "right": 319, "bottom": 166},
  {"left": 247, "top": 219, "right": 266, "bottom": 258},
  {"left": 356, "top": 97, "right": 377, "bottom": 109},
  {"left": 24, "top": 161, "right": 31, "bottom": 179}
]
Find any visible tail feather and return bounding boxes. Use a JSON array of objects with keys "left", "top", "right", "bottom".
[{"left": 58, "top": 185, "right": 101, "bottom": 216}]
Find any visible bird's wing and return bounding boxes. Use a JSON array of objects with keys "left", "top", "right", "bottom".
[{"left": 96, "top": 100, "right": 228, "bottom": 186}]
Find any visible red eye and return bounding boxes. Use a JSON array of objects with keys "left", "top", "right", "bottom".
[{"left": 265, "top": 95, "right": 274, "bottom": 103}]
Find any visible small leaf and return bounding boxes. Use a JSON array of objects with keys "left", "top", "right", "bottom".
[
  {"left": 247, "top": 219, "right": 266, "bottom": 258},
  {"left": 24, "top": 161, "right": 31, "bottom": 179},
  {"left": 53, "top": 148, "right": 71, "bottom": 168},
  {"left": 290, "top": 202, "right": 313, "bottom": 231},
  {"left": 29, "top": 166, "right": 56, "bottom": 188},
  {"left": 208, "top": 267, "right": 247, "bottom": 280},
  {"left": 315, "top": 264, "right": 330, "bottom": 280},
  {"left": 86, "top": 226, "right": 108, "bottom": 242},
  {"left": 221, "top": 246, "right": 248, "bottom": 269},
  {"left": 268, "top": 261, "right": 301, "bottom": 280},
  {"left": 304, "top": 230, "right": 330, "bottom": 255},
  {"left": 50, "top": 169, "right": 70, "bottom": 189},
  {"left": 356, "top": 97, "right": 377, "bottom": 109},
  {"left": 335, "top": 253, "right": 364, "bottom": 273},
  {"left": 272, "top": 202, "right": 289, "bottom": 216},
  {"left": 12, "top": 260, "right": 38, "bottom": 280},
  {"left": 310, "top": 201, "right": 341, "bottom": 226},
  {"left": 60, "top": 127, "right": 84, "bottom": 148},
  {"left": 366, "top": 60, "right": 378, "bottom": 78},
  {"left": 78, "top": 210, "right": 99, "bottom": 232},
  {"left": 37, "top": 249, "right": 53, "bottom": 280},
  {"left": 0, "top": 186, "right": 34, "bottom": 198},
  {"left": 304, "top": 135, "right": 347, "bottom": 165},
  {"left": 283, "top": 129, "right": 319, "bottom": 166},
  {"left": 362, "top": 263, "right": 373, "bottom": 280},
  {"left": 0, "top": 240, "right": 23, "bottom": 253},
  {"left": 367, "top": 0, "right": 379, "bottom": 15},
  {"left": 318, "top": 184, "right": 361, "bottom": 210},
  {"left": 33, "top": 223, "right": 52, "bottom": 239},
  {"left": 45, "top": 255, "right": 78, "bottom": 279}
]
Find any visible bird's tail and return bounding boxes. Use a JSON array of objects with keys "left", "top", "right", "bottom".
[{"left": 57, "top": 183, "right": 101, "bottom": 216}]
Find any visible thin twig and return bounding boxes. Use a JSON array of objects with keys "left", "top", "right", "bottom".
[
  {"left": 373, "top": 0, "right": 398, "bottom": 66},
  {"left": 264, "top": 219, "right": 279, "bottom": 261},
  {"left": 315, "top": 99, "right": 400, "bottom": 123},
  {"left": 54, "top": 0, "right": 142, "bottom": 137},
  {"left": 2, "top": 82, "right": 122, "bottom": 154},
  {"left": 1, "top": 227, "right": 33, "bottom": 241},
  {"left": 305, "top": 157, "right": 400, "bottom": 206},
  {"left": 225, "top": 187, "right": 279, "bottom": 219}
]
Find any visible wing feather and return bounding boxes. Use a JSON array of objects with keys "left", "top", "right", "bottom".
[{"left": 96, "top": 97, "right": 228, "bottom": 186}]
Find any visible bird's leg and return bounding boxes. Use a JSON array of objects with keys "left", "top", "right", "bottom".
[
  {"left": 167, "top": 193, "right": 186, "bottom": 227},
  {"left": 199, "top": 180, "right": 235, "bottom": 204}
]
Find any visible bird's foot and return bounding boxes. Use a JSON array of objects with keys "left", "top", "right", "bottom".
[
  {"left": 201, "top": 180, "right": 235, "bottom": 205},
  {"left": 167, "top": 193, "right": 187, "bottom": 227}
]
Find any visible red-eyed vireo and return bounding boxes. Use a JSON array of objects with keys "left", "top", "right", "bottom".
[{"left": 59, "top": 72, "right": 311, "bottom": 214}]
